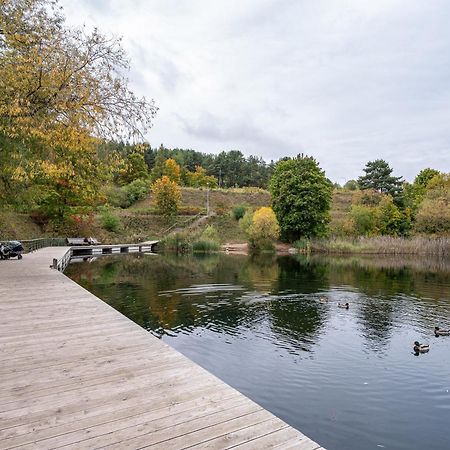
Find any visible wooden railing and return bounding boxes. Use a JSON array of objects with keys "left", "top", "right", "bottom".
[
  {"left": 21, "top": 238, "right": 67, "bottom": 253},
  {"left": 52, "top": 248, "right": 73, "bottom": 272}
]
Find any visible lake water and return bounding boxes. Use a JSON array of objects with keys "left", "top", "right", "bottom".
[{"left": 66, "top": 253, "right": 450, "bottom": 450}]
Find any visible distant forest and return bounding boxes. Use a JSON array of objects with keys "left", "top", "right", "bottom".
[{"left": 107, "top": 142, "right": 275, "bottom": 189}]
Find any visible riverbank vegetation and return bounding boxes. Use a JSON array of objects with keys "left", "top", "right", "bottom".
[{"left": 0, "top": 1, "right": 448, "bottom": 256}]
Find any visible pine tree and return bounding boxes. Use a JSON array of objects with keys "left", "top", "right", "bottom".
[{"left": 357, "top": 160, "right": 403, "bottom": 197}]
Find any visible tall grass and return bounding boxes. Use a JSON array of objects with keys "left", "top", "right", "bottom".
[
  {"left": 157, "top": 233, "right": 191, "bottom": 254},
  {"left": 308, "top": 236, "right": 449, "bottom": 256},
  {"left": 192, "top": 239, "right": 220, "bottom": 253}
]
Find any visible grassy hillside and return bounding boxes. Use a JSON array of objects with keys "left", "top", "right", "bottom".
[
  {"left": 329, "top": 189, "right": 353, "bottom": 233},
  {"left": 0, "top": 211, "right": 45, "bottom": 241},
  {"left": 131, "top": 187, "right": 271, "bottom": 214},
  {"left": 0, "top": 188, "right": 356, "bottom": 244}
]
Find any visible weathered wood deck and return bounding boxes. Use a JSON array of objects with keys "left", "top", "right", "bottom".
[{"left": 0, "top": 247, "right": 324, "bottom": 449}]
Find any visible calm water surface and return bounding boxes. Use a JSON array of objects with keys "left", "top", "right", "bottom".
[{"left": 66, "top": 253, "right": 450, "bottom": 450}]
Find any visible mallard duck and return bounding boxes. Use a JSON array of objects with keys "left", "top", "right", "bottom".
[
  {"left": 319, "top": 297, "right": 328, "bottom": 303},
  {"left": 434, "top": 326, "right": 450, "bottom": 336},
  {"left": 413, "top": 341, "right": 429, "bottom": 353},
  {"left": 338, "top": 302, "right": 349, "bottom": 309}
]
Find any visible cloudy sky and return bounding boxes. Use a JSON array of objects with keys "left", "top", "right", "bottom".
[{"left": 60, "top": 0, "right": 449, "bottom": 183}]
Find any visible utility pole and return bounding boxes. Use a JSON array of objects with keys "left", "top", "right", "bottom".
[{"left": 206, "top": 182, "right": 210, "bottom": 216}]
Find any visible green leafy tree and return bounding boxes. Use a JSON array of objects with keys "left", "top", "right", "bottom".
[
  {"left": 117, "top": 152, "right": 148, "bottom": 185},
  {"left": 150, "top": 146, "right": 169, "bottom": 182},
  {"left": 403, "top": 168, "right": 441, "bottom": 213},
  {"left": 344, "top": 179, "right": 358, "bottom": 191},
  {"left": 269, "top": 155, "right": 332, "bottom": 241},
  {"left": 358, "top": 160, "right": 403, "bottom": 198},
  {"left": 377, "top": 196, "right": 403, "bottom": 236},
  {"left": 350, "top": 205, "right": 378, "bottom": 236},
  {"left": 414, "top": 168, "right": 440, "bottom": 187}
]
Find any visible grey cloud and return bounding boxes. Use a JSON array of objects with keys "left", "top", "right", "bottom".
[
  {"left": 60, "top": 0, "right": 450, "bottom": 181},
  {"left": 177, "top": 112, "right": 301, "bottom": 160}
]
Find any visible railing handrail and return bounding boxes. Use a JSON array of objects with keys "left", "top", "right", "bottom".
[{"left": 0, "top": 238, "right": 68, "bottom": 254}]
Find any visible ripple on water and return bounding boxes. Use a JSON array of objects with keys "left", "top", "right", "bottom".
[{"left": 65, "top": 253, "right": 450, "bottom": 450}]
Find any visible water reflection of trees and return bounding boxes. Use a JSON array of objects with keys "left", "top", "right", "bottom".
[
  {"left": 268, "top": 299, "right": 328, "bottom": 354},
  {"left": 308, "top": 255, "right": 450, "bottom": 351},
  {"left": 356, "top": 298, "right": 395, "bottom": 352},
  {"left": 274, "top": 255, "right": 329, "bottom": 294},
  {"left": 66, "top": 252, "right": 450, "bottom": 355}
]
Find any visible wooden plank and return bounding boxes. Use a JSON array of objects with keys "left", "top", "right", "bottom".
[
  {"left": 183, "top": 418, "right": 288, "bottom": 449},
  {"left": 0, "top": 247, "right": 324, "bottom": 450},
  {"left": 0, "top": 383, "right": 230, "bottom": 442},
  {"left": 230, "top": 427, "right": 313, "bottom": 449}
]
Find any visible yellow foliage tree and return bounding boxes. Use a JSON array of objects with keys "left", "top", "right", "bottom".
[
  {"left": 247, "top": 207, "right": 280, "bottom": 251},
  {"left": 162, "top": 159, "right": 181, "bottom": 183},
  {"left": 186, "top": 166, "right": 218, "bottom": 188},
  {"left": 0, "top": 0, "right": 156, "bottom": 148},
  {"left": 415, "top": 173, "right": 450, "bottom": 234},
  {"left": 0, "top": 0, "right": 157, "bottom": 222},
  {"left": 152, "top": 176, "right": 181, "bottom": 218}
]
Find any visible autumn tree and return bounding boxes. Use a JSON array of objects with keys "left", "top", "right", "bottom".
[
  {"left": 403, "top": 168, "right": 441, "bottom": 213},
  {"left": 247, "top": 207, "right": 280, "bottom": 251},
  {"left": 185, "top": 166, "right": 218, "bottom": 188},
  {"left": 269, "top": 155, "right": 332, "bottom": 241},
  {"left": 162, "top": 159, "right": 181, "bottom": 183},
  {"left": 152, "top": 176, "right": 181, "bottom": 218},
  {"left": 414, "top": 173, "right": 450, "bottom": 234},
  {"left": 0, "top": 0, "right": 156, "bottom": 145},
  {"left": 0, "top": 0, "right": 157, "bottom": 222}
]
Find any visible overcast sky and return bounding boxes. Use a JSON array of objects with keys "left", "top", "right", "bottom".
[{"left": 61, "top": 0, "right": 450, "bottom": 183}]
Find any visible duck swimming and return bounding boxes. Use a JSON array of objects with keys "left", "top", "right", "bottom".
[
  {"left": 338, "top": 302, "right": 349, "bottom": 309},
  {"left": 319, "top": 297, "right": 328, "bottom": 303},
  {"left": 434, "top": 326, "right": 450, "bottom": 336},
  {"left": 413, "top": 341, "right": 429, "bottom": 353}
]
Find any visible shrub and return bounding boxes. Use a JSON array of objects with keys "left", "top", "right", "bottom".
[
  {"left": 350, "top": 205, "right": 378, "bottom": 236},
  {"left": 232, "top": 204, "right": 247, "bottom": 221},
  {"left": 352, "top": 189, "right": 383, "bottom": 207},
  {"left": 100, "top": 210, "right": 120, "bottom": 232},
  {"left": 152, "top": 176, "right": 181, "bottom": 218},
  {"left": 239, "top": 209, "right": 253, "bottom": 234},
  {"left": 68, "top": 212, "right": 95, "bottom": 235},
  {"left": 158, "top": 233, "right": 191, "bottom": 253},
  {"left": 104, "top": 185, "right": 130, "bottom": 208},
  {"left": 377, "top": 196, "right": 403, "bottom": 236},
  {"left": 192, "top": 225, "right": 220, "bottom": 253},
  {"left": 124, "top": 179, "right": 149, "bottom": 204},
  {"left": 294, "top": 238, "right": 311, "bottom": 253},
  {"left": 201, "top": 224, "right": 219, "bottom": 242},
  {"left": 247, "top": 207, "right": 280, "bottom": 251},
  {"left": 192, "top": 239, "right": 220, "bottom": 253}
]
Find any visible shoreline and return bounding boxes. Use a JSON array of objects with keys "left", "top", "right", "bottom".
[{"left": 221, "top": 236, "right": 450, "bottom": 257}]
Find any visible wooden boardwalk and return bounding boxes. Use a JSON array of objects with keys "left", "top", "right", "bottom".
[{"left": 0, "top": 247, "right": 324, "bottom": 450}]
